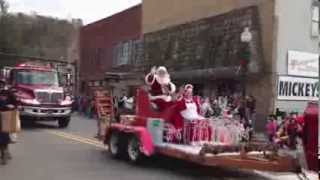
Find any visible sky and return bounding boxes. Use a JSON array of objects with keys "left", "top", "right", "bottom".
[{"left": 8, "top": 0, "right": 142, "bottom": 24}]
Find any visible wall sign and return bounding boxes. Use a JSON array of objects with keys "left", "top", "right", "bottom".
[
  {"left": 278, "top": 76, "right": 319, "bottom": 101},
  {"left": 288, "top": 51, "right": 319, "bottom": 77}
]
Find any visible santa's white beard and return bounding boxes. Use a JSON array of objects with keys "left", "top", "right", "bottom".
[{"left": 155, "top": 75, "right": 170, "bottom": 85}]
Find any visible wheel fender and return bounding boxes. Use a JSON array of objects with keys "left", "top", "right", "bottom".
[
  {"left": 104, "top": 127, "right": 115, "bottom": 145},
  {"left": 132, "top": 127, "right": 154, "bottom": 156}
]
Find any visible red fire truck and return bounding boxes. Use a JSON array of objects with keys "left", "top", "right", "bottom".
[
  {"left": 103, "top": 87, "right": 298, "bottom": 172},
  {"left": 1, "top": 62, "right": 73, "bottom": 128}
]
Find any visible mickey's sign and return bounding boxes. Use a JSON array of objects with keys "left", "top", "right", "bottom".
[{"left": 278, "top": 76, "right": 319, "bottom": 101}]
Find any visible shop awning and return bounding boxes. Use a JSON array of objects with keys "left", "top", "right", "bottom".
[
  {"left": 105, "top": 72, "right": 145, "bottom": 81},
  {"left": 171, "top": 66, "right": 242, "bottom": 81}
]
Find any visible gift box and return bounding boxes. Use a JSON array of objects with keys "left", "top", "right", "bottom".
[{"left": 0, "top": 110, "right": 21, "bottom": 133}]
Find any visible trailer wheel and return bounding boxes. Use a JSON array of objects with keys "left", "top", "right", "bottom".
[
  {"left": 109, "top": 132, "right": 120, "bottom": 158},
  {"left": 127, "top": 136, "right": 143, "bottom": 162}
]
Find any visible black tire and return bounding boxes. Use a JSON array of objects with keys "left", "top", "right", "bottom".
[
  {"left": 108, "top": 132, "right": 127, "bottom": 159},
  {"left": 58, "top": 117, "right": 70, "bottom": 128},
  {"left": 127, "top": 135, "right": 143, "bottom": 163}
]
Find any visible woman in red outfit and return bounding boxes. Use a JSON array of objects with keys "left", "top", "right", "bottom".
[{"left": 173, "top": 84, "right": 211, "bottom": 144}]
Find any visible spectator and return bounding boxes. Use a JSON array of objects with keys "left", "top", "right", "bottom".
[
  {"left": 119, "top": 93, "right": 134, "bottom": 110},
  {"left": 275, "top": 116, "right": 301, "bottom": 150},
  {"left": 90, "top": 99, "right": 97, "bottom": 119},
  {"left": 211, "top": 99, "right": 221, "bottom": 117},
  {"left": 246, "top": 95, "right": 256, "bottom": 129},
  {"left": 265, "top": 115, "right": 277, "bottom": 142},
  {"left": 173, "top": 85, "right": 185, "bottom": 101},
  {"left": 0, "top": 83, "right": 16, "bottom": 165},
  {"left": 238, "top": 97, "right": 247, "bottom": 121},
  {"left": 200, "top": 97, "right": 213, "bottom": 118}
]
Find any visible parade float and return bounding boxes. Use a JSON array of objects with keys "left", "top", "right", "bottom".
[{"left": 100, "top": 66, "right": 298, "bottom": 172}]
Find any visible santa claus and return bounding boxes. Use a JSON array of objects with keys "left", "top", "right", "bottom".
[
  {"left": 173, "top": 84, "right": 211, "bottom": 144},
  {"left": 145, "top": 66, "right": 176, "bottom": 111}
]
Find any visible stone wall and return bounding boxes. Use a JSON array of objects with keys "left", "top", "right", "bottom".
[{"left": 143, "top": 6, "right": 263, "bottom": 75}]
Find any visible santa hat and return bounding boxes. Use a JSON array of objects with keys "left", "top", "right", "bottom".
[{"left": 157, "top": 66, "right": 168, "bottom": 74}]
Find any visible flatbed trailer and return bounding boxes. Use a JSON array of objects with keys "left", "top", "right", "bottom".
[
  {"left": 155, "top": 144, "right": 295, "bottom": 172},
  {"left": 103, "top": 88, "right": 297, "bottom": 172}
]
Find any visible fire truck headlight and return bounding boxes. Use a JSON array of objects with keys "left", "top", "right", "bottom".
[
  {"left": 65, "top": 96, "right": 71, "bottom": 101},
  {"left": 20, "top": 98, "right": 40, "bottom": 105},
  {"left": 60, "top": 96, "right": 72, "bottom": 106}
]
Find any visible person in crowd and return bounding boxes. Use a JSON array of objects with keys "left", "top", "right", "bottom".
[
  {"left": 227, "top": 95, "right": 234, "bottom": 108},
  {"left": 275, "top": 113, "right": 308, "bottom": 172},
  {"left": 84, "top": 96, "right": 90, "bottom": 116},
  {"left": 211, "top": 99, "right": 221, "bottom": 117},
  {"left": 78, "top": 95, "right": 83, "bottom": 113},
  {"left": 218, "top": 96, "right": 228, "bottom": 110},
  {"left": 0, "top": 82, "right": 16, "bottom": 165},
  {"left": 90, "top": 98, "right": 97, "bottom": 119},
  {"left": 238, "top": 97, "right": 247, "bottom": 122},
  {"left": 275, "top": 115, "right": 301, "bottom": 150},
  {"left": 145, "top": 66, "right": 176, "bottom": 111},
  {"left": 118, "top": 92, "right": 135, "bottom": 115},
  {"left": 112, "top": 96, "right": 120, "bottom": 122},
  {"left": 123, "top": 96, "right": 134, "bottom": 110},
  {"left": 265, "top": 115, "right": 277, "bottom": 142},
  {"left": 81, "top": 96, "right": 87, "bottom": 116},
  {"left": 246, "top": 95, "right": 256, "bottom": 128},
  {"left": 200, "top": 97, "right": 213, "bottom": 118},
  {"left": 119, "top": 93, "right": 133, "bottom": 110},
  {"left": 173, "top": 85, "right": 185, "bottom": 101}
]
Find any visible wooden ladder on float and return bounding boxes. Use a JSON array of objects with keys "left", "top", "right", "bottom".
[{"left": 93, "top": 90, "right": 113, "bottom": 140}]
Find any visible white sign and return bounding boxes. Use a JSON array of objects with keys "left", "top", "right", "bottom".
[
  {"left": 278, "top": 76, "right": 319, "bottom": 101},
  {"left": 288, "top": 51, "right": 319, "bottom": 77}
]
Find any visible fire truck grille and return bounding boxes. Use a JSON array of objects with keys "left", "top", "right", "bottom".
[{"left": 36, "top": 92, "right": 63, "bottom": 103}]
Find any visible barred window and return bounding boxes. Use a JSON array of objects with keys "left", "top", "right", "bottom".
[{"left": 112, "top": 39, "right": 142, "bottom": 67}]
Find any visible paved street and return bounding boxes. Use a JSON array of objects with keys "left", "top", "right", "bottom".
[{"left": 0, "top": 114, "right": 316, "bottom": 180}]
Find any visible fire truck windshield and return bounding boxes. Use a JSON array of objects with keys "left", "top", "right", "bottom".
[{"left": 15, "top": 70, "right": 59, "bottom": 86}]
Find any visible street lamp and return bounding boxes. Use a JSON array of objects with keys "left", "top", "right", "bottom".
[
  {"left": 240, "top": 27, "right": 252, "bottom": 98},
  {"left": 241, "top": 27, "right": 252, "bottom": 43}
]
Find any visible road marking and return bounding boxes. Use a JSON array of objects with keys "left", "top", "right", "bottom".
[{"left": 46, "top": 130, "right": 107, "bottom": 149}]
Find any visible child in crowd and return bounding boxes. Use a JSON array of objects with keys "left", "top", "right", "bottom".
[{"left": 265, "top": 115, "right": 277, "bottom": 142}]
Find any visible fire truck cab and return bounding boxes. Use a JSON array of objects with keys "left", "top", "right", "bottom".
[{"left": 1, "top": 62, "right": 73, "bottom": 128}]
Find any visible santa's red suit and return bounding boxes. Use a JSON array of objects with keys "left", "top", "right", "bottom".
[
  {"left": 145, "top": 68, "right": 176, "bottom": 111},
  {"left": 173, "top": 97, "right": 212, "bottom": 144}
]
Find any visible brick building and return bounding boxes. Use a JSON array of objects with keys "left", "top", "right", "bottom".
[{"left": 79, "top": 5, "right": 142, "bottom": 96}]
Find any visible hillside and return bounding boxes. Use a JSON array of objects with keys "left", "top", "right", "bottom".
[{"left": 0, "top": 0, "right": 82, "bottom": 63}]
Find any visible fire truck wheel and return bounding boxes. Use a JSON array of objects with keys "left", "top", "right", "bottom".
[
  {"left": 58, "top": 117, "right": 70, "bottom": 128},
  {"left": 127, "top": 136, "right": 143, "bottom": 163}
]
